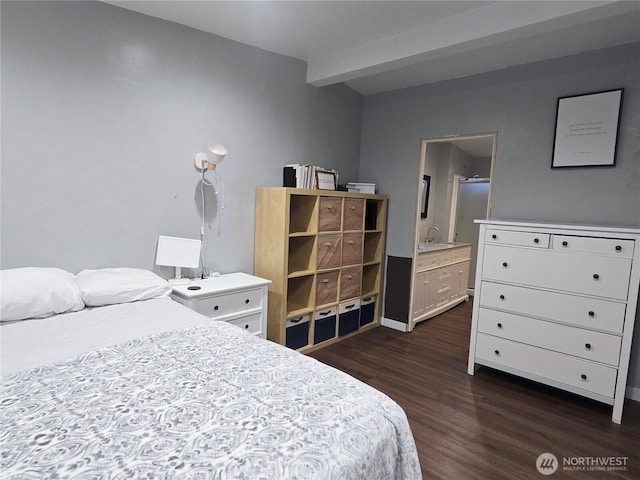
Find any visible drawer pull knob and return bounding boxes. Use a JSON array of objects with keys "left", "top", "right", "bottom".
[
  {"left": 502, "top": 262, "right": 508, "bottom": 268},
  {"left": 244, "top": 324, "right": 249, "bottom": 329},
  {"left": 245, "top": 299, "right": 250, "bottom": 304},
  {"left": 323, "top": 279, "right": 329, "bottom": 283},
  {"left": 494, "top": 350, "right": 500, "bottom": 356},
  {"left": 615, "top": 245, "right": 622, "bottom": 251},
  {"left": 585, "top": 343, "right": 592, "bottom": 350},
  {"left": 499, "top": 294, "right": 505, "bottom": 300},
  {"left": 581, "top": 374, "right": 587, "bottom": 380},
  {"left": 588, "top": 311, "right": 595, "bottom": 317},
  {"left": 492, "top": 234, "right": 497, "bottom": 239},
  {"left": 214, "top": 305, "right": 219, "bottom": 311},
  {"left": 534, "top": 238, "right": 539, "bottom": 243},
  {"left": 593, "top": 274, "right": 600, "bottom": 280},
  {"left": 497, "top": 323, "right": 503, "bottom": 329},
  {"left": 562, "top": 241, "right": 568, "bottom": 247}
]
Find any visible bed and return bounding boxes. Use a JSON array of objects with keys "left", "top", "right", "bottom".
[{"left": 0, "top": 267, "right": 421, "bottom": 479}]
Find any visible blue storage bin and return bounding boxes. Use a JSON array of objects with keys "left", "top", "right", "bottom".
[
  {"left": 360, "top": 295, "right": 376, "bottom": 326},
  {"left": 313, "top": 307, "right": 337, "bottom": 344},
  {"left": 338, "top": 300, "right": 360, "bottom": 337},
  {"left": 286, "top": 314, "right": 310, "bottom": 350}
]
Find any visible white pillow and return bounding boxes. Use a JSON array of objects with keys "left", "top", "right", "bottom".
[
  {"left": 76, "top": 268, "right": 171, "bottom": 307},
  {"left": 0, "top": 267, "right": 85, "bottom": 322}
]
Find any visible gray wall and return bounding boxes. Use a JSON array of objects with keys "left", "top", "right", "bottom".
[
  {"left": 359, "top": 43, "right": 640, "bottom": 391},
  {"left": 1, "top": 1, "right": 362, "bottom": 276}
]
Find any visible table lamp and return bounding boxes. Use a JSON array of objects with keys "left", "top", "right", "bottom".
[{"left": 155, "top": 235, "right": 202, "bottom": 285}]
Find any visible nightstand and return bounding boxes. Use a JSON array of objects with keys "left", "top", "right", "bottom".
[{"left": 170, "top": 272, "right": 271, "bottom": 339}]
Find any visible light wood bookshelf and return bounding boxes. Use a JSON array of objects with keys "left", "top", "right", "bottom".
[{"left": 254, "top": 187, "right": 387, "bottom": 353}]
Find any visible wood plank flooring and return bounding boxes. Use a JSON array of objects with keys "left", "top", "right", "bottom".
[{"left": 309, "top": 301, "right": 640, "bottom": 479}]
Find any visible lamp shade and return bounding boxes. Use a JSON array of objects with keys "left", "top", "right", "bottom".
[
  {"left": 207, "top": 143, "right": 227, "bottom": 165},
  {"left": 155, "top": 236, "right": 201, "bottom": 269}
]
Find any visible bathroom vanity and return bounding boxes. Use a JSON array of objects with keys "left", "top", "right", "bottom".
[{"left": 410, "top": 242, "right": 471, "bottom": 328}]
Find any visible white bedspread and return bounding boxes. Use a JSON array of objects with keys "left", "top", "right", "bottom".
[
  {"left": 1, "top": 300, "right": 422, "bottom": 479},
  {"left": 1, "top": 298, "right": 208, "bottom": 376}
]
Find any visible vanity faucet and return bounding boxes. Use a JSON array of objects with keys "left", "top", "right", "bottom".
[{"left": 426, "top": 226, "right": 440, "bottom": 243}]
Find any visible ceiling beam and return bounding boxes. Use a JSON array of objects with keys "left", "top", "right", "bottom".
[{"left": 306, "top": 1, "right": 630, "bottom": 87}]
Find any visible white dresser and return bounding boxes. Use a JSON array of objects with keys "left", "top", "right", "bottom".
[
  {"left": 171, "top": 273, "right": 271, "bottom": 339},
  {"left": 467, "top": 220, "right": 640, "bottom": 423}
]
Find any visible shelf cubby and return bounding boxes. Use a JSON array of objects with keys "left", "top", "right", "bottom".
[{"left": 289, "top": 194, "right": 317, "bottom": 234}]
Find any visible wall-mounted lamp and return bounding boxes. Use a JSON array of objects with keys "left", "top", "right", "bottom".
[
  {"left": 194, "top": 143, "right": 227, "bottom": 171},
  {"left": 193, "top": 142, "right": 229, "bottom": 279}
]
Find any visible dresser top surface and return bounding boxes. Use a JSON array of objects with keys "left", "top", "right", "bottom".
[
  {"left": 475, "top": 219, "right": 640, "bottom": 236},
  {"left": 171, "top": 272, "right": 271, "bottom": 299}
]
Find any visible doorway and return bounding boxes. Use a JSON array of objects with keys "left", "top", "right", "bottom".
[
  {"left": 412, "top": 132, "right": 496, "bottom": 300},
  {"left": 450, "top": 176, "right": 491, "bottom": 290}
]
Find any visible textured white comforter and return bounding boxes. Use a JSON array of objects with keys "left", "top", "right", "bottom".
[{"left": 1, "top": 303, "right": 421, "bottom": 479}]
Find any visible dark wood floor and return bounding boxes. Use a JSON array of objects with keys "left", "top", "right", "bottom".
[{"left": 309, "top": 301, "right": 640, "bottom": 479}]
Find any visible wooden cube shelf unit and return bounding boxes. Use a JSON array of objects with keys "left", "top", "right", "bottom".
[{"left": 254, "top": 187, "right": 387, "bottom": 353}]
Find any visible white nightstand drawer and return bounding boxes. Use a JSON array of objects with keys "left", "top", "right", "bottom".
[
  {"left": 227, "top": 312, "right": 262, "bottom": 335},
  {"left": 485, "top": 229, "right": 549, "bottom": 248},
  {"left": 477, "top": 308, "right": 622, "bottom": 366},
  {"left": 194, "top": 288, "right": 264, "bottom": 319},
  {"left": 551, "top": 235, "right": 634, "bottom": 257},
  {"left": 479, "top": 281, "right": 626, "bottom": 334},
  {"left": 482, "top": 245, "right": 632, "bottom": 300},
  {"left": 476, "top": 333, "right": 617, "bottom": 398}
]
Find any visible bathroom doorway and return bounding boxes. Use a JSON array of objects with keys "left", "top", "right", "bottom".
[{"left": 413, "top": 132, "right": 496, "bottom": 292}]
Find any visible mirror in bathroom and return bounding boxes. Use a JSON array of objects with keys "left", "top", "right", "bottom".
[{"left": 420, "top": 175, "right": 430, "bottom": 219}]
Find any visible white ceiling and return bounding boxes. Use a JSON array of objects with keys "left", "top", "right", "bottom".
[{"left": 105, "top": 1, "right": 640, "bottom": 95}]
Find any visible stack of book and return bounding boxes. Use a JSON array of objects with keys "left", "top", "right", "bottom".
[
  {"left": 346, "top": 182, "right": 376, "bottom": 194},
  {"left": 283, "top": 164, "right": 338, "bottom": 189}
]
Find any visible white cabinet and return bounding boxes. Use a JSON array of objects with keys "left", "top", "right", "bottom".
[
  {"left": 468, "top": 220, "right": 640, "bottom": 423},
  {"left": 171, "top": 273, "right": 271, "bottom": 338},
  {"left": 411, "top": 245, "right": 471, "bottom": 327}
]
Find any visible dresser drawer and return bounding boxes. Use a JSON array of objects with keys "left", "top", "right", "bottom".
[
  {"left": 227, "top": 312, "right": 262, "bottom": 335},
  {"left": 343, "top": 198, "right": 364, "bottom": 231},
  {"left": 316, "top": 270, "right": 339, "bottom": 306},
  {"left": 551, "top": 235, "right": 634, "bottom": 257},
  {"left": 194, "top": 288, "right": 263, "bottom": 319},
  {"left": 482, "top": 245, "right": 632, "bottom": 300},
  {"left": 479, "top": 281, "right": 626, "bottom": 334},
  {"left": 318, "top": 197, "right": 342, "bottom": 232},
  {"left": 317, "top": 234, "right": 341, "bottom": 270},
  {"left": 485, "top": 229, "right": 550, "bottom": 248},
  {"left": 475, "top": 334, "right": 617, "bottom": 398},
  {"left": 342, "top": 233, "right": 363, "bottom": 266},
  {"left": 477, "top": 309, "right": 622, "bottom": 366}
]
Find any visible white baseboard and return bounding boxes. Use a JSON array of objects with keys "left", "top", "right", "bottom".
[
  {"left": 381, "top": 317, "right": 408, "bottom": 332},
  {"left": 626, "top": 386, "right": 640, "bottom": 402}
]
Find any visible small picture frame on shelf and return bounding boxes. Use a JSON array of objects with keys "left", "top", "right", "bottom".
[{"left": 316, "top": 170, "right": 337, "bottom": 190}]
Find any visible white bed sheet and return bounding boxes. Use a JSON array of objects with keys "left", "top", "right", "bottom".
[{"left": 0, "top": 298, "right": 207, "bottom": 376}]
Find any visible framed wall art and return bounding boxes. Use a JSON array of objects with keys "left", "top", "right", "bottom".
[{"left": 551, "top": 89, "right": 623, "bottom": 168}]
